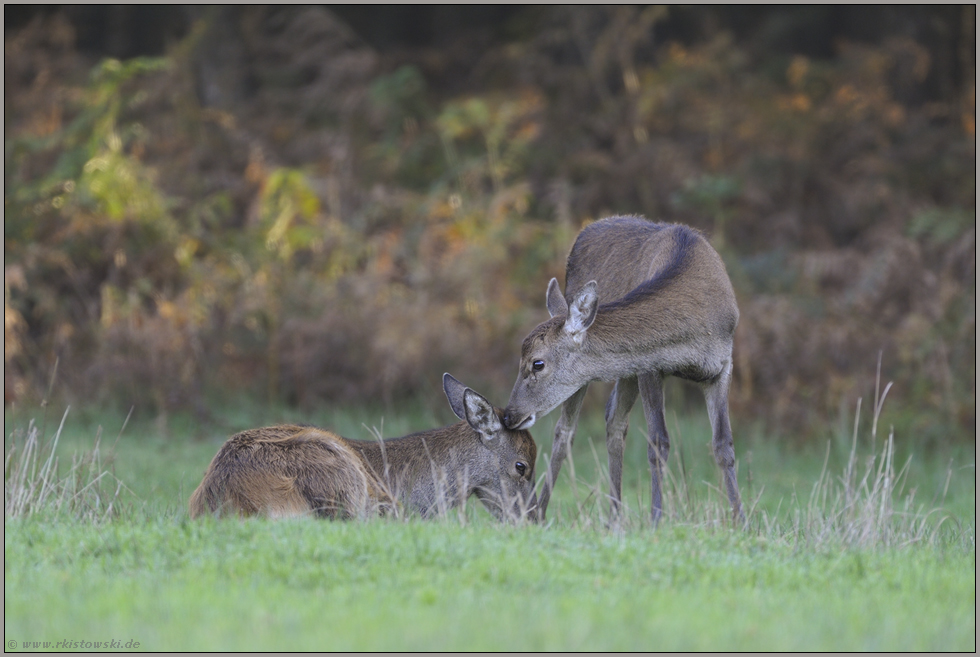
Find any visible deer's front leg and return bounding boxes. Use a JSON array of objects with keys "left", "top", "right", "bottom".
[{"left": 536, "top": 384, "right": 588, "bottom": 522}]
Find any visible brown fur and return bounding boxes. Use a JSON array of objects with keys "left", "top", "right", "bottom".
[
  {"left": 505, "top": 216, "right": 744, "bottom": 524},
  {"left": 189, "top": 376, "right": 537, "bottom": 521},
  {"left": 188, "top": 425, "right": 394, "bottom": 519}
]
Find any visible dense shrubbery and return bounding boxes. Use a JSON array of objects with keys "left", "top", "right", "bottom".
[{"left": 4, "top": 7, "right": 974, "bottom": 441}]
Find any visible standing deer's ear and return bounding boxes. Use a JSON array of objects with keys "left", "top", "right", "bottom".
[
  {"left": 443, "top": 373, "right": 468, "bottom": 420},
  {"left": 564, "top": 280, "right": 598, "bottom": 344},
  {"left": 546, "top": 278, "right": 567, "bottom": 318},
  {"left": 463, "top": 388, "right": 503, "bottom": 442}
]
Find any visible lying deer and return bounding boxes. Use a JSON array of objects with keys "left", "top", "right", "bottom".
[
  {"left": 503, "top": 216, "right": 744, "bottom": 524},
  {"left": 190, "top": 374, "right": 537, "bottom": 521}
]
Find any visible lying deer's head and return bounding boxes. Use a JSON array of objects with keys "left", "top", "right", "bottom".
[{"left": 443, "top": 373, "right": 538, "bottom": 521}]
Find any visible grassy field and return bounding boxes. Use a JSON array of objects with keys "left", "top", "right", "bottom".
[{"left": 4, "top": 395, "right": 976, "bottom": 651}]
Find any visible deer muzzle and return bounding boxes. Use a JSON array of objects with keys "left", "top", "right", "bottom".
[{"left": 503, "top": 412, "right": 536, "bottom": 431}]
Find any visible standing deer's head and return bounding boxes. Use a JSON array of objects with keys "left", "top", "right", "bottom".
[
  {"left": 503, "top": 278, "right": 598, "bottom": 430},
  {"left": 443, "top": 373, "right": 538, "bottom": 521}
]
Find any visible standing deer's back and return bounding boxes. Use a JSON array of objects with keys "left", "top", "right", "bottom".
[{"left": 564, "top": 217, "right": 738, "bottom": 362}]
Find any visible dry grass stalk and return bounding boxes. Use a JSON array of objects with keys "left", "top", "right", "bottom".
[
  {"left": 4, "top": 407, "right": 126, "bottom": 521},
  {"left": 548, "top": 368, "right": 960, "bottom": 548}
]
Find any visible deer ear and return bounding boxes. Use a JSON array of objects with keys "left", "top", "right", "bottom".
[
  {"left": 564, "top": 280, "right": 597, "bottom": 343},
  {"left": 463, "top": 388, "right": 503, "bottom": 442},
  {"left": 546, "top": 278, "right": 567, "bottom": 318},
  {"left": 443, "top": 373, "right": 468, "bottom": 420}
]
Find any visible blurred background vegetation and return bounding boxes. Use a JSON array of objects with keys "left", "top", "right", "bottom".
[{"left": 4, "top": 6, "right": 975, "bottom": 444}]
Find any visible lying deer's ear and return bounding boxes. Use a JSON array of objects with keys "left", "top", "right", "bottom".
[
  {"left": 546, "top": 278, "right": 567, "bottom": 318},
  {"left": 443, "top": 373, "right": 468, "bottom": 420},
  {"left": 564, "top": 280, "right": 598, "bottom": 343},
  {"left": 463, "top": 388, "right": 503, "bottom": 442}
]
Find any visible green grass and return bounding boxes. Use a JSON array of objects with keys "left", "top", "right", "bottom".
[
  {"left": 530, "top": 390, "right": 976, "bottom": 530},
  {"left": 5, "top": 517, "right": 975, "bottom": 651},
  {"left": 4, "top": 396, "right": 976, "bottom": 651}
]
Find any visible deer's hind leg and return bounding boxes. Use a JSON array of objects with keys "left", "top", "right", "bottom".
[
  {"left": 605, "top": 376, "right": 638, "bottom": 519},
  {"left": 702, "top": 360, "right": 744, "bottom": 524},
  {"left": 638, "top": 371, "right": 669, "bottom": 525}
]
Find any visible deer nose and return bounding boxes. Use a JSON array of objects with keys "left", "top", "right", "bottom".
[
  {"left": 508, "top": 413, "right": 535, "bottom": 430},
  {"left": 504, "top": 412, "right": 532, "bottom": 430}
]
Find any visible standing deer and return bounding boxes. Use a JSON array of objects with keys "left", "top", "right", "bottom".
[
  {"left": 503, "top": 216, "right": 744, "bottom": 524},
  {"left": 189, "top": 374, "right": 537, "bottom": 521}
]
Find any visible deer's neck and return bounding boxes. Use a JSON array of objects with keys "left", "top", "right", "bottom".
[
  {"left": 347, "top": 423, "right": 479, "bottom": 493},
  {"left": 584, "top": 300, "right": 688, "bottom": 355}
]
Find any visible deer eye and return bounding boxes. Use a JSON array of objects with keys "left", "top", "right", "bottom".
[
  {"left": 532, "top": 360, "right": 544, "bottom": 372},
  {"left": 515, "top": 462, "right": 527, "bottom": 476}
]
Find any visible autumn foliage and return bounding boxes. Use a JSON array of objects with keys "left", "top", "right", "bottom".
[{"left": 4, "top": 7, "right": 975, "bottom": 442}]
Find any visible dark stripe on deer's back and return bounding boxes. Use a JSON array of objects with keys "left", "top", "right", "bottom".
[{"left": 597, "top": 223, "right": 699, "bottom": 313}]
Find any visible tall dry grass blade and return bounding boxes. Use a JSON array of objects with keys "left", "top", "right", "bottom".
[
  {"left": 871, "top": 352, "right": 893, "bottom": 448},
  {"left": 35, "top": 406, "right": 70, "bottom": 509},
  {"left": 111, "top": 405, "right": 135, "bottom": 452},
  {"left": 5, "top": 409, "right": 126, "bottom": 521},
  {"left": 585, "top": 435, "right": 613, "bottom": 529},
  {"left": 843, "top": 397, "right": 862, "bottom": 513},
  {"left": 362, "top": 421, "right": 404, "bottom": 520}
]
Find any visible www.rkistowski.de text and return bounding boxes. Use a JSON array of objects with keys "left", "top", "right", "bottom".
[{"left": 7, "top": 639, "right": 141, "bottom": 650}]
